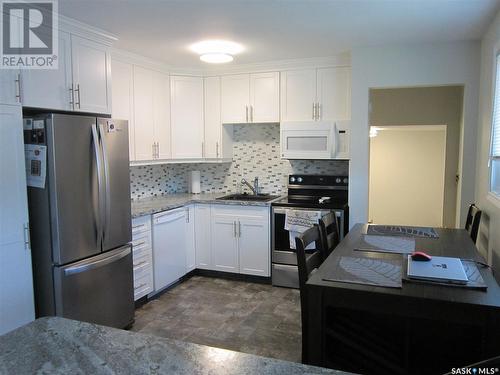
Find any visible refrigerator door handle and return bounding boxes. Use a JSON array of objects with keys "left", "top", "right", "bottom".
[
  {"left": 64, "top": 246, "right": 131, "bottom": 276},
  {"left": 91, "top": 123, "right": 104, "bottom": 248},
  {"left": 99, "top": 122, "right": 111, "bottom": 244}
]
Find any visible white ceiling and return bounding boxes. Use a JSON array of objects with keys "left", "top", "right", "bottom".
[{"left": 59, "top": 0, "right": 500, "bottom": 69}]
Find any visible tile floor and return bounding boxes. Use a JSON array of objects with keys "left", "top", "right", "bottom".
[{"left": 131, "top": 276, "right": 302, "bottom": 362}]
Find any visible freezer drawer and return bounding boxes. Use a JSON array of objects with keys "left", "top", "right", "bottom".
[{"left": 53, "top": 245, "right": 134, "bottom": 329}]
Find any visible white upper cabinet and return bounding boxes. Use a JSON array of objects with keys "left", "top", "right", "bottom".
[
  {"left": 221, "top": 74, "right": 249, "bottom": 124},
  {"left": 280, "top": 69, "right": 317, "bottom": 122},
  {"left": 316, "top": 67, "right": 351, "bottom": 121},
  {"left": 204, "top": 76, "right": 221, "bottom": 158},
  {"left": 281, "top": 67, "right": 351, "bottom": 122},
  {"left": 0, "top": 70, "right": 20, "bottom": 106},
  {"left": 249, "top": 72, "right": 280, "bottom": 123},
  {"left": 133, "top": 66, "right": 155, "bottom": 161},
  {"left": 152, "top": 71, "right": 171, "bottom": 159},
  {"left": 71, "top": 35, "right": 111, "bottom": 114},
  {"left": 222, "top": 72, "right": 279, "bottom": 124},
  {"left": 111, "top": 59, "right": 135, "bottom": 160},
  {"left": 20, "top": 31, "right": 73, "bottom": 111},
  {"left": 171, "top": 76, "right": 204, "bottom": 159}
]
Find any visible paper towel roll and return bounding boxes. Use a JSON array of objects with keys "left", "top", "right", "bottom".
[{"left": 190, "top": 171, "right": 201, "bottom": 194}]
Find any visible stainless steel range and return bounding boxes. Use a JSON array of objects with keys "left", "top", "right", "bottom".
[{"left": 271, "top": 175, "right": 349, "bottom": 288}]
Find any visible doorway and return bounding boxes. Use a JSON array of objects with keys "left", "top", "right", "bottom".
[
  {"left": 369, "top": 125, "right": 447, "bottom": 227},
  {"left": 368, "top": 86, "right": 464, "bottom": 227}
]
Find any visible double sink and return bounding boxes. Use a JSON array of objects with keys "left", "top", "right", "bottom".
[{"left": 216, "top": 193, "right": 280, "bottom": 202}]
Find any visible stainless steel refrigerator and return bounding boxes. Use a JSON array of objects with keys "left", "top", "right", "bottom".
[{"left": 25, "top": 113, "right": 134, "bottom": 329}]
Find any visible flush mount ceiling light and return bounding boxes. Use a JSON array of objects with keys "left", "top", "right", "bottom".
[{"left": 189, "top": 39, "right": 244, "bottom": 64}]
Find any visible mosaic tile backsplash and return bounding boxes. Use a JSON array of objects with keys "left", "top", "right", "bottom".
[{"left": 130, "top": 123, "right": 349, "bottom": 200}]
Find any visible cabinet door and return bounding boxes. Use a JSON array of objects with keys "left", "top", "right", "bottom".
[
  {"left": 238, "top": 217, "right": 270, "bottom": 277},
  {"left": 280, "top": 69, "right": 316, "bottom": 122},
  {"left": 0, "top": 70, "right": 20, "bottom": 105},
  {"left": 171, "top": 76, "right": 204, "bottom": 158},
  {"left": 185, "top": 205, "right": 196, "bottom": 272},
  {"left": 317, "top": 67, "right": 351, "bottom": 121},
  {"left": 221, "top": 74, "right": 249, "bottom": 124},
  {"left": 153, "top": 71, "right": 171, "bottom": 159},
  {"left": 111, "top": 59, "right": 135, "bottom": 160},
  {"left": 0, "top": 104, "right": 35, "bottom": 334},
  {"left": 71, "top": 35, "right": 111, "bottom": 114},
  {"left": 133, "top": 66, "right": 155, "bottom": 161},
  {"left": 204, "top": 76, "right": 221, "bottom": 158},
  {"left": 21, "top": 31, "right": 72, "bottom": 111},
  {"left": 250, "top": 72, "right": 279, "bottom": 123},
  {"left": 211, "top": 214, "right": 239, "bottom": 272},
  {"left": 195, "top": 205, "right": 212, "bottom": 269}
]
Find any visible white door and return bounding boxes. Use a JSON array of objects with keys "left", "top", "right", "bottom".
[
  {"left": 317, "top": 67, "right": 351, "bottom": 121},
  {"left": 0, "top": 104, "right": 35, "bottom": 334},
  {"left": 221, "top": 74, "right": 249, "bottom": 124},
  {"left": 195, "top": 205, "right": 212, "bottom": 269},
  {"left": 204, "top": 76, "right": 221, "bottom": 158},
  {"left": 280, "top": 69, "right": 316, "bottom": 122},
  {"left": 0, "top": 70, "right": 20, "bottom": 105},
  {"left": 20, "top": 31, "right": 73, "bottom": 111},
  {"left": 250, "top": 72, "right": 279, "bottom": 123},
  {"left": 111, "top": 59, "right": 135, "bottom": 160},
  {"left": 185, "top": 205, "right": 196, "bottom": 272},
  {"left": 238, "top": 217, "right": 270, "bottom": 276},
  {"left": 369, "top": 125, "right": 447, "bottom": 227},
  {"left": 171, "top": 76, "right": 204, "bottom": 158},
  {"left": 211, "top": 214, "right": 239, "bottom": 272},
  {"left": 152, "top": 209, "right": 187, "bottom": 292},
  {"left": 133, "top": 66, "right": 155, "bottom": 161},
  {"left": 152, "top": 71, "right": 171, "bottom": 159},
  {"left": 71, "top": 35, "right": 111, "bottom": 114}
]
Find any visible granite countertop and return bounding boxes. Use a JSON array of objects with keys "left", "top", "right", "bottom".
[
  {"left": 0, "top": 317, "right": 354, "bottom": 375},
  {"left": 131, "top": 193, "right": 285, "bottom": 218}
]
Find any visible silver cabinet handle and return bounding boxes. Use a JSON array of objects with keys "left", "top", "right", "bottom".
[
  {"left": 23, "top": 222, "right": 30, "bottom": 250},
  {"left": 15, "top": 73, "right": 21, "bottom": 103},
  {"left": 216, "top": 141, "right": 219, "bottom": 158},
  {"left": 132, "top": 223, "right": 145, "bottom": 230},
  {"left": 152, "top": 143, "right": 155, "bottom": 159},
  {"left": 317, "top": 103, "right": 321, "bottom": 120},
  {"left": 185, "top": 208, "right": 189, "bottom": 223},
  {"left": 133, "top": 260, "right": 148, "bottom": 268},
  {"left": 238, "top": 221, "right": 241, "bottom": 237},
  {"left": 75, "top": 84, "right": 81, "bottom": 109},
  {"left": 132, "top": 240, "right": 146, "bottom": 248},
  {"left": 69, "top": 84, "right": 74, "bottom": 109},
  {"left": 202, "top": 141, "right": 205, "bottom": 157},
  {"left": 312, "top": 103, "right": 315, "bottom": 120},
  {"left": 245, "top": 105, "right": 248, "bottom": 123},
  {"left": 134, "top": 283, "right": 147, "bottom": 290},
  {"left": 157, "top": 142, "right": 160, "bottom": 159},
  {"left": 250, "top": 105, "right": 254, "bottom": 122},
  {"left": 233, "top": 221, "right": 237, "bottom": 237}
]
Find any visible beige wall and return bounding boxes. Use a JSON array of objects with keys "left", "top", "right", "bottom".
[
  {"left": 369, "top": 126, "right": 446, "bottom": 227},
  {"left": 475, "top": 10, "right": 500, "bottom": 272},
  {"left": 369, "top": 86, "right": 463, "bottom": 228}
]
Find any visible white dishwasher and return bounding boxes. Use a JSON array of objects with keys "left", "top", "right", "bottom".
[{"left": 152, "top": 208, "right": 187, "bottom": 293}]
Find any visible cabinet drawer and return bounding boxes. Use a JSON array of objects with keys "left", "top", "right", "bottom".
[
  {"left": 133, "top": 243, "right": 151, "bottom": 260},
  {"left": 132, "top": 231, "right": 151, "bottom": 249},
  {"left": 134, "top": 272, "right": 153, "bottom": 301},
  {"left": 132, "top": 215, "right": 151, "bottom": 235},
  {"left": 133, "top": 255, "right": 151, "bottom": 279},
  {"left": 212, "top": 205, "right": 270, "bottom": 219}
]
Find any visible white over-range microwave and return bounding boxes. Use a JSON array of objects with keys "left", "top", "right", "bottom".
[{"left": 280, "top": 121, "right": 350, "bottom": 160}]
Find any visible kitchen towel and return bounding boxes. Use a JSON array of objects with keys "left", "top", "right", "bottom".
[
  {"left": 189, "top": 171, "right": 201, "bottom": 194},
  {"left": 284, "top": 209, "right": 323, "bottom": 250}
]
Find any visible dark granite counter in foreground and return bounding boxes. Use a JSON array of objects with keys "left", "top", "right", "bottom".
[{"left": 0, "top": 317, "right": 354, "bottom": 375}]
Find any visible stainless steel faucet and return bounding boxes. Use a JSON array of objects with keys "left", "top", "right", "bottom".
[{"left": 241, "top": 177, "right": 259, "bottom": 195}]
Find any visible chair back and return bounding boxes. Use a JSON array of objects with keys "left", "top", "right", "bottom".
[
  {"left": 295, "top": 225, "right": 323, "bottom": 364},
  {"left": 318, "top": 212, "right": 340, "bottom": 260},
  {"left": 465, "top": 204, "right": 482, "bottom": 243}
]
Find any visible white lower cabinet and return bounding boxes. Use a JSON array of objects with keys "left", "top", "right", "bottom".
[
  {"left": 152, "top": 208, "right": 187, "bottom": 292},
  {"left": 131, "top": 215, "right": 153, "bottom": 301},
  {"left": 185, "top": 205, "right": 196, "bottom": 272},
  {"left": 210, "top": 205, "right": 270, "bottom": 277}
]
